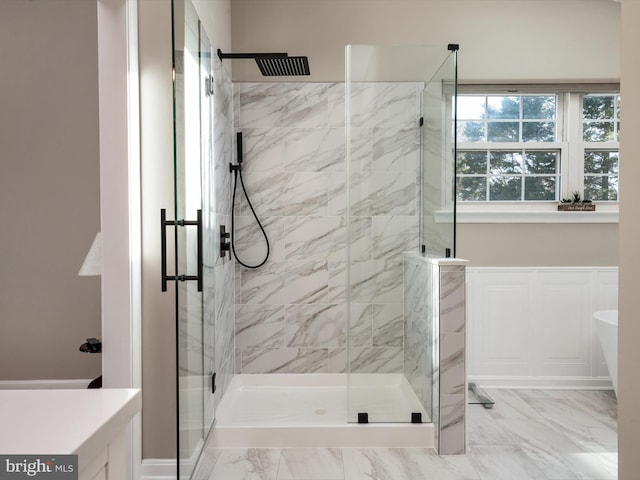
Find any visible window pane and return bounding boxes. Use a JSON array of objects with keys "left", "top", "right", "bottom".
[
  {"left": 584, "top": 151, "right": 619, "bottom": 174},
  {"left": 583, "top": 121, "right": 614, "bottom": 142},
  {"left": 487, "top": 122, "right": 519, "bottom": 142},
  {"left": 585, "top": 176, "right": 618, "bottom": 201},
  {"left": 458, "top": 121, "right": 485, "bottom": 142},
  {"left": 490, "top": 176, "right": 522, "bottom": 200},
  {"left": 457, "top": 151, "right": 487, "bottom": 174},
  {"left": 490, "top": 151, "right": 523, "bottom": 174},
  {"left": 617, "top": 95, "right": 621, "bottom": 120},
  {"left": 524, "top": 177, "right": 556, "bottom": 200},
  {"left": 583, "top": 95, "right": 615, "bottom": 120},
  {"left": 525, "top": 151, "right": 558, "bottom": 174},
  {"left": 522, "top": 121, "right": 556, "bottom": 142},
  {"left": 487, "top": 96, "right": 520, "bottom": 119},
  {"left": 523, "top": 95, "right": 556, "bottom": 119},
  {"left": 458, "top": 96, "right": 486, "bottom": 120},
  {"left": 457, "top": 177, "right": 486, "bottom": 201}
]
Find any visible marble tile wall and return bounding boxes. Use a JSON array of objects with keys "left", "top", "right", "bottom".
[
  {"left": 233, "top": 82, "right": 346, "bottom": 374},
  {"left": 348, "top": 82, "right": 422, "bottom": 374},
  {"left": 438, "top": 265, "right": 466, "bottom": 455},
  {"left": 233, "top": 82, "right": 422, "bottom": 374},
  {"left": 404, "top": 254, "right": 466, "bottom": 455}
]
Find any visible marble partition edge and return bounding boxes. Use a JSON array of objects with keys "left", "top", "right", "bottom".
[
  {"left": 438, "top": 259, "right": 467, "bottom": 455},
  {"left": 402, "top": 252, "right": 467, "bottom": 455}
]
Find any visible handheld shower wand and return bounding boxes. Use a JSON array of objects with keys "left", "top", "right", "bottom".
[{"left": 230, "top": 132, "right": 270, "bottom": 269}]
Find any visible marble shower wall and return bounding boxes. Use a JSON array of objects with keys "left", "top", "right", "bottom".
[
  {"left": 348, "top": 82, "right": 422, "bottom": 374},
  {"left": 233, "top": 82, "right": 422, "bottom": 374},
  {"left": 438, "top": 264, "right": 466, "bottom": 455}
]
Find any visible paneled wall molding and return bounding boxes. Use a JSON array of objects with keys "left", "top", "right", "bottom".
[{"left": 467, "top": 266, "right": 618, "bottom": 389}]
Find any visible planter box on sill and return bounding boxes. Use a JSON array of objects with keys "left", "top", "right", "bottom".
[{"left": 557, "top": 203, "right": 596, "bottom": 212}]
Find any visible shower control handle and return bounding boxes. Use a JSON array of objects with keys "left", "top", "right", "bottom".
[{"left": 220, "top": 225, "right": 231, "bottom": 258}]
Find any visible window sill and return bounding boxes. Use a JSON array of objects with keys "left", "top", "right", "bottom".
[{"left": 434, "top": 205, "right": 619, "bottom": 224}]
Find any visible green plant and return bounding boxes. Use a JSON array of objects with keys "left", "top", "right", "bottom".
[{"left": 561, "top": 191, "right": 592, "bottom": 203}]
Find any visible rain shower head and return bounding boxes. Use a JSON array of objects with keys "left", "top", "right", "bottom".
[
  {"left": 255, "top": 56, "right": 310, "bottom": 76},
  {"left": 217, "top": 49, "right": 310, "bottom": 77}
]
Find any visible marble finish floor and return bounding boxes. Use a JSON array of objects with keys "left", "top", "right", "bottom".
[{"left": 194, "top": 389, "right": 618, "bottom": 480}]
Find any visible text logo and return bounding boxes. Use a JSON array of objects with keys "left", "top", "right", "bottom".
[{"left": 0, "top": 456, "right": 77, "bottom": 480}]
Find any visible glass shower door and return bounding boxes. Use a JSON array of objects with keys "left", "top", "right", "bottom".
[
  {"left": 345, "top": 44, "right": 457, "bottom": 425},
  {"left": 172, "top": 1, "right": 215, "bottom": 477}
]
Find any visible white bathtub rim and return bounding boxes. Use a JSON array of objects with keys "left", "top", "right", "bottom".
[
  {"left": 593, "top": 309, "right": 618, "bottom": 326},
  {"left": 593, "top": 309, "right": 618, "bottom": 397}
]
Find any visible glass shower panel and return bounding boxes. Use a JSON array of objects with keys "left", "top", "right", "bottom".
[
  {"left": 172, "top": 0, "right": 215, "bottom": 477},
  {"left": 199, "top": 24, "right": 215, "bottom": 436},
  {"left": 346, "top": 45, "right": 456, "bottom": 424},
  {"left": 421, "top": 52, "right": 457, "bottom": 257}
]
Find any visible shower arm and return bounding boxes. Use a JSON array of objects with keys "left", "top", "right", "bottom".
[{"left": 217, "top": 49, "right": 288, "bottom": 60}]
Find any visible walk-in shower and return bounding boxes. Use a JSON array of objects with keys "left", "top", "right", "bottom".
[{"left": 170, "top": 2, "right": 461, "bottom": 479}]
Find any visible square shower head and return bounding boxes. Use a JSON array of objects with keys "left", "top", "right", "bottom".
[{"left": 255, "top": 56, "right": 310, "bottom": 76}]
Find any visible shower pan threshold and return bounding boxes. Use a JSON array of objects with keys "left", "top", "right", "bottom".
[{"left": 209, "top": 373, "right": 433, "bottom": 448}]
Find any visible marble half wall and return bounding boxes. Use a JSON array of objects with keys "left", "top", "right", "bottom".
[{"left": 404, "top": 253, "right": 467, "bottom": 455}]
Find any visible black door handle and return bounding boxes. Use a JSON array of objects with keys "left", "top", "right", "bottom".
[{"left": 160, "top": 208, "right": 203, "bottom": 292}]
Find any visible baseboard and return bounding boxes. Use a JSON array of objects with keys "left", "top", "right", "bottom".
[
  {"left": 141, "top": 459, "right": 176, "bottom": 480},
  {"left": 0, "top": 379, "right": 94, "bottom": 389},
  {"left": 141, "top": 438, "right": 201, "bottom": 480},
  {"left": 468, "top": 375, "right": 614, "bottom": 390}
]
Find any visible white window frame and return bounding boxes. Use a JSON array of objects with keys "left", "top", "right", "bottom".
[
  {"left": 454, "top": 84, "right": 620, "bottom": 224},
  {"left": 579, "top": 93, "right": 621, "bottom": 202}
]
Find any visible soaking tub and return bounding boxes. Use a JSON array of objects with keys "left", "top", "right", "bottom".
[{"left": 594, "top": 310, "right": 618, "bottom": 396}]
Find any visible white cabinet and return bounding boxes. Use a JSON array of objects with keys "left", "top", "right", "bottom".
[{"left": 0, "top": 389, "right": 141, "bottom": 480}]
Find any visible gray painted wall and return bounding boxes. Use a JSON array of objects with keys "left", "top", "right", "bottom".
[
  {"left": 231, "top": 0, "right": 621, "bottom": 268},
  {"left": 0, "top": 0, "right": 101, "bottom": 381}
]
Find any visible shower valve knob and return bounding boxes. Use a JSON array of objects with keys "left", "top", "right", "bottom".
[{"left": 220, "top": 225, "right": 231, "bottom": 258}]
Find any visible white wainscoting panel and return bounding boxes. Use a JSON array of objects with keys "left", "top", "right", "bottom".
[
  {"left": 467, "top": 267, "right": 618, "bottom": 389},
  {"left": 536, "top": 271, "right": 592, "bottom": 377},
  {"left": 468, "top": 271, "right": 535, "bottom": 377}
]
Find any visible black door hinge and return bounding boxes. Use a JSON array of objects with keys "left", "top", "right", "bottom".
[{"left": 212, "top": 372, "right": 217, "bottom": 394}]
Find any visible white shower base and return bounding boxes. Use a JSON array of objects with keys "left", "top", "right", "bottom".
[{"left": 209, "top": 373, "right": 433, "bottom": 448}]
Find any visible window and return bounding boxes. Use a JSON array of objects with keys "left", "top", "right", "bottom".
[
  {"left": 455, "top": 89, "right": 620, "bottom": 205},
  {"left": 582, "top": 94, "right": 620, "bottom": 201}
]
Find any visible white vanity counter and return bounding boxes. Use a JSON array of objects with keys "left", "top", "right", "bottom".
[{"left": 0, "top": 388, "right": 141, "bottom": 480}]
